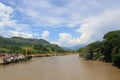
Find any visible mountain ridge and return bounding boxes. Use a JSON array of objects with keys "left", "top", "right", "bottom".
[{"left": 0, "top": 36, "right": 65, "bottom": 54}]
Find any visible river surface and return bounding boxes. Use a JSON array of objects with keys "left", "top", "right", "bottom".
[{"left": 0, "top": 54, "right": 120, "bottom": 80}]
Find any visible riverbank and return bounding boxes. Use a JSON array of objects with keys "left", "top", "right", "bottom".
[{"left": 0, "top": 53, "right": 32, "bottom": 65}]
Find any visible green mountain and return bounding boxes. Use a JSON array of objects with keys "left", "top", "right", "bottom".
[{"left": 0, "top": 36, "right": 65, "bottom": 54}]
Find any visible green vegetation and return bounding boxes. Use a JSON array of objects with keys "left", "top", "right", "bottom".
[
  {"left": 0, "top": 36, "right": 65, "bottom": 54},
  {"left": 77, "top": 30, "right": 120, "bottom": 68}
]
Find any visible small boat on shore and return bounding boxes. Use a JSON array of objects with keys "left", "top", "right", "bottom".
[
  {"left": 0, "top": 48, "right": 32, "bottom": 65},
  {"left": 0, "top": 54, "right": 32, "bottom": 65}
]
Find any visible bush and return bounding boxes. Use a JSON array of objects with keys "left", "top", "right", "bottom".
[{"left": 112, "top": 53, "right": 120, "bottom": 68}]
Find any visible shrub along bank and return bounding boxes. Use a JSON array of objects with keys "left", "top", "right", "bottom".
[{"left": 77, "top": 30, "right": 120, "bottom": 68}]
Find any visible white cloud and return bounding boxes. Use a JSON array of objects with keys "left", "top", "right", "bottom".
[
  {"left": 55, "top": 33, "right": 83, "bottom": 47},
  {"left": 76, "top": 8, "right": 120, "bottom": 42},
  {"left": 16, "top": 0, "right": 92, "bottom": 27},
  {"left": 0, "top": 2, "right": 15, "bottom": 29},
  {"left": 55, "top": 8, "right": 120, "bottom": 47},
  {"left": 0, "top": 2, "right": 32, "bottom": 38},
  {"left": 59, "top": 33, "right": 72, "bottom": 41},
  {"left": 41, "top": 31, "right": 50, "bottom": 39},
  {"left": 18, "top": 0, "right": 113, "bottom": 28},
  {"left": 7, "top": 30, "right": 33, "bottom": 38}
]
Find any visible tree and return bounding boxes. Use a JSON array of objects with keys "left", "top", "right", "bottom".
[
  {"left": 79, "top": 41, "right": 104, "bottom": 60},
  {"left": 103, "top": 30, "right": 120, "bottom": 62}
]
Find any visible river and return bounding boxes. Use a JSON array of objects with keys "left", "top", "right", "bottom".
[{"left": 0, "top": 54, "right": 120, "bottom": 80}]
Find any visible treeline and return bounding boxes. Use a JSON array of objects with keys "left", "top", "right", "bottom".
[
  {"left": 0, "top": 36, "right": 66, "bottom": 54},
  {"left": 77, "top": 30, "right": 120, "bottom": 68}
]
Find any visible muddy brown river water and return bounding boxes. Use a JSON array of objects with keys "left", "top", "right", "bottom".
[{"left": 0, "top": 54, "right": 120, "bottom": 80}]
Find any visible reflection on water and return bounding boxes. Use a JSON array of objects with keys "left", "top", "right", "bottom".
[{"left": 0, "top": 54, "right": 120, "bottom": 80}]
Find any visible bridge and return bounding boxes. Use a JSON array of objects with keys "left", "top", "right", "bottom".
[{"left": 28, "top": 54, "right": 57, "bottom": 57}]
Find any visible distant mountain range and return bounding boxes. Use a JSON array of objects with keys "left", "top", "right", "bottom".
[
  {"left": 63, "top": 45, "right": 85, "bottom": 50},
  {"left": 0, "top": 36, "right": 65, "bottom": 54}
]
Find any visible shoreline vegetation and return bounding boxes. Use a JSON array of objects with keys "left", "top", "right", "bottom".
[{"left": 77, "top": 30, "right": 120, "bottom": 68}]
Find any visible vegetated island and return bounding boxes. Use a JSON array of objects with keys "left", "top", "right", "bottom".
[
  {"left": 0, "top": 36, "right": 72, "bottom": 64},
  {"left": 77, "top": 30, "right": 120, "bottom": 68}
]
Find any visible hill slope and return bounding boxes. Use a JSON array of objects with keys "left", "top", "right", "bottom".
[{"left": 0, "top": 36, "right": 65, "bottom": 54}]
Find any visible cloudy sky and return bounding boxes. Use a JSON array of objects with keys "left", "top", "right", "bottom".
[{"left": 0, "top": 0, "right": 120, "bottom": 48}]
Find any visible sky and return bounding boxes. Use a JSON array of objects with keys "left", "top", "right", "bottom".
[{"left": 0, "top": 0, "right": 120, "bottom": 48}]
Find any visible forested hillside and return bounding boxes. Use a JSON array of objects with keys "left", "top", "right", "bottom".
[
  {"left": 77, "top": 30, "right": 120, "bottom": 68},
  {"left": 0, "top": 36, "right": 65, "bottom": 54}
]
